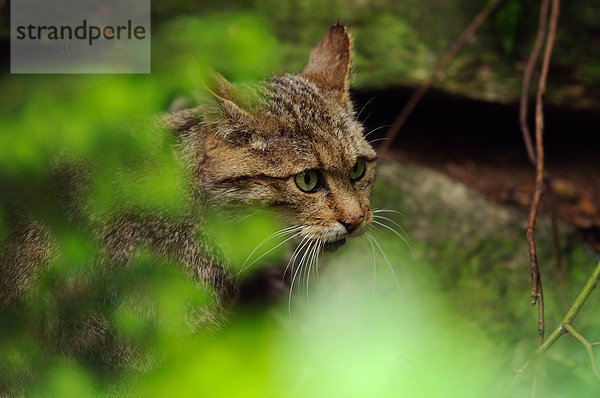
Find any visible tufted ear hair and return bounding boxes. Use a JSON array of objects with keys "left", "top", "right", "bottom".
[
  {"left": 203, "top": 73, "right": 273, "bottom": 144},
  {"left": 163, "top": 72, "right": 270, "bottom": 145},
  {"left": 301, "top": 21, "right": 352, "bottom": 98},
  {"left": 161, "top": 106, "right": 202, "bottom": 135}
]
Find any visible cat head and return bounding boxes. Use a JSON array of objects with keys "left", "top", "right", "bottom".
[{"left": 168, "top": 22, "right": 376, "bottom": 249}]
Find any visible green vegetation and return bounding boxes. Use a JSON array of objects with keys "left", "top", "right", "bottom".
[{"left": 1, "top": 7, "right": 599, "bottom": 398}]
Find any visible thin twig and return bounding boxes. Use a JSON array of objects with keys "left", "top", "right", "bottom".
[
  {"left": 526, "top": 0, "right": 560, "bottom": 348},
  {"left": 379, "top": 0, "right": 504, "bottom": 155},
  {"left": 519, "top": 0, "right": 550, "bottom": 166},
  {"left": 536, "top": 281, "right": 545, "bottom": 347},
  {"left": 520, "top": 0, "right": 567, "bottom": 313},
  {"left": 563, "top": 324, "right": 600, "bottom": 383},
  {"left": 536, "top": 259, "right": 600, "bottom": 356},
  {"left": 521, "top": 0, "right": 567, "bottom": 317},
  {"left": 517, "top": 259, "right": 600, "bottom": 378}
]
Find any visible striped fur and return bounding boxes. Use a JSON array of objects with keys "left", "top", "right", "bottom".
[{"left": 0, "top": 23, "right": 376, "bottom": 378}]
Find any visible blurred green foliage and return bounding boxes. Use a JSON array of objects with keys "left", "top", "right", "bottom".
[
  {"left": 493, "top": 0, "right": 524, "bottom": 56},
  {"left": 3, "top": 0, "right": 600, "bottom": 102},
  {"left": 0, "top": 6, "right": 599, "bottom": 398},
  {"left": 353, "top": 14, "right": 430, "bottom": 87}
]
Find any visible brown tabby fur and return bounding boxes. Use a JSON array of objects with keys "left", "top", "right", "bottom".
[{"left": 0, "top": 22, "right": 376, "bottom": 375}]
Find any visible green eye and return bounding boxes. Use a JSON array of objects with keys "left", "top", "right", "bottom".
[
  {"left": 350, "top": 158, "right": 366, "bottom": 181},
  {"left": 295, "top": 170, "right": 320, "bottom": 193}
]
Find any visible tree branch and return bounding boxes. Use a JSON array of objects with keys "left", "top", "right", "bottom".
[
  {"left": 563, "top": 324, "right": 600, "bottom": 383},
  {"left": 526, "top": 0, "right": 560, "bottom": 348},
  {"left": 379, "top": 0, "right": 504, "bottom": 155},
  {"left": 519, "top": 0, "right": 550, "bottom": 166},
  {"left": 517, "top": 259, "right": 600, "bottom": 380},
  {"left": 536, "top": 259, "right": 600, "bottom": 356}
]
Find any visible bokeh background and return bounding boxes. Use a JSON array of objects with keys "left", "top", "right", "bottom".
[{"left": 1, "top": 1, "right": 600, "bottom": 396}]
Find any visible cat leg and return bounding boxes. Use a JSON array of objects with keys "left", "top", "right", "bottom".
[
  {"left": 101, "top": 213, "right": 237, "bottom": 310},
  {"left": 0, "top": 221, "right": 52, "bottom": 305}
]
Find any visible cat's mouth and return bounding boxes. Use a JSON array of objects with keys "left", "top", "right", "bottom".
[{"left": 322, "top": 238, "right": 346, "bottom": 252}]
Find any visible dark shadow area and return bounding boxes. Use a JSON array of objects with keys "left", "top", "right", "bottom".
[
  {"left": 354, "top": 87, "right": 600, "bottom": 249},
  {"left": 354, "top": 87, "right": 600, "bottom": 167}
]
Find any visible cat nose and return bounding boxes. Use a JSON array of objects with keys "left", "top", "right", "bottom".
[{"left": 339, "top": 215, "right": 364, "bottom": 233}]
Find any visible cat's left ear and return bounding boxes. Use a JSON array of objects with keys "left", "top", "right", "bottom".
[{"left": 301, "top": 21, "right": 352, "bottom": 100}]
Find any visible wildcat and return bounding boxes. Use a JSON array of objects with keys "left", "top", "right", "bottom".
[
  {"left": 0, "top": 21, "right": 376, "bottom": 375},
  {"left": 161, "top": 21, "right": 377, "bottom": 304}
]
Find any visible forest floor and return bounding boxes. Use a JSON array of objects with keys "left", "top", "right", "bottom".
[{"left": 386, "top": 145, "right": 600, "bottom": 251}]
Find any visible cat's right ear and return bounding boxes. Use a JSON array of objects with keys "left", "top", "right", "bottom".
[
  {"left": 202, "top": 73, "right": 276, "bottom": 146},
  {"left": 301, "top": 21, "right": 352, "bottom": 99},
  {"left": 161, "top": 107, "right": 201, "bottom": 135},
  {"left": 160, "top": 72, "right": 235, "bottom": 135},
  {"left": 160, "top": 73, "right": 249, "bottom": 138},
  {"left": 163, "top": 73, "right": 270, "bottom": 145}
]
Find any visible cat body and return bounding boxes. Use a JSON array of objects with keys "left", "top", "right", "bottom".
[
  {"left": 161, "top": 21, "right": 377, "bottom": 304},
  {"left": 0, "top": 22, "right": 376, "bottom": 375}
]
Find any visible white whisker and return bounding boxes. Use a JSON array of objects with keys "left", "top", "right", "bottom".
[
  {"left": 210, "top": 188, "right": 240, "bottom": 200},
  {"left": 363, "top": 124, "right": 392, "bottom": 139},
  {"left": 313, "top": 240, "right": 323, "bottom": 282},
  {"left": 364, "top": 235, "right": 377, "bottom": 294},
  {"left": 372, "top": 215, "right": 413, "bottom": 248},
  {"left": 305, "top": 238, "right": 321, "bottom": 303},
  {"left": 372, "top": 208, "right": 405, "bottom": 218},
  {"left": 372, "top": 214, "right": 409, "bottom": 235},
  {"left": 367, "top": 137, "right": 391, "bottom": 145},
  {"left": 367, "top": 231, "right": 400, "bottom": 290},
  {"left": 236, "top": 228, "right": 302, "bottom": 278},
  {"left": 242, "top": 225, "right": 300, "bottom": 267},
  {"left": 371, "top": 219, "right": 414, "bottom": 256},
  {"left": 355, "top": 95, "right": 379, "bottom": 122},
  {"left": 289, "top": 236, "right": 315, "bottom": 317},
  {"left": 303, "top": 240, "right": 315, "bottom": 296},
  {"left": 233, "top": 210, "right": 259, "bottom": 225},
  {"left": 295, "top": 238, "right": 314, "bottom": 291},
  {"left": 282, "top": 234, "right": 311, "bottom": 282},
  {"left": 362, "top": 107, "right": 377, "bottom": 124}
]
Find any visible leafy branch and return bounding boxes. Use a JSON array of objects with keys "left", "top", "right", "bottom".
[
  {"left": 519, "top": 260, "right": 600, "bottom": 381},
  {"left": 537, "top": 260, "right": 600, "bottom": 356},
  {"left": 518, "top": 0, "right": 600, "bottom": 384},
  {"left": 563, "top": 324, "right": 600, "bottom": 383}
]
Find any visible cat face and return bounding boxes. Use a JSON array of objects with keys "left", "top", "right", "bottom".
[{"left": 171, "top": 23, "right": 376, "bottom": 248}]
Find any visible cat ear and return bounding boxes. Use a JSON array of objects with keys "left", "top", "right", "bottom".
[
  {"left": 161, "top": 107, "right": 202, "bottom": 135},
  {"left": 161, "top": 73, "right": 238, "bottom": 134},
  {"left": 301, "top": 21, "right": 352, "bottom": 96},
  {"left": 203, "top": 73, "right": 274, "bottom": 145},
  {"left": 204, "top": 73, "right": 238, "bottom": 104},
  {"left": 163, "top": 72, "right": 271, "bottom": 147}
]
